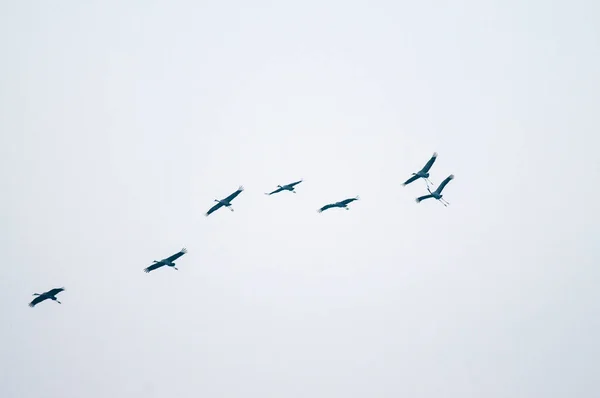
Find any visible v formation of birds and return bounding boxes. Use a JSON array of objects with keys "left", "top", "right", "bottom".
[{"left": 29, "top": 152, "right": 454, "bottom": 307}]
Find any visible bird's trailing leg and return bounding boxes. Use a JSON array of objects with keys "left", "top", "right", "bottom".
[{"left": 55, "top": 300, "right": 61, "bottom": 304}]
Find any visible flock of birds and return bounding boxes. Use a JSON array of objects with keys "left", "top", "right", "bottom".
[{"left": 28, "top": 152, "right": 455, "bottom": 308}]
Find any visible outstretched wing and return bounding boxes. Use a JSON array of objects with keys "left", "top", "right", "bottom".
[
  {"left": 265, "top": 187, "right": 283, "bottom": 195},
  {"left": 420, "top": 152, "right": 438, "bottom": 173},
  {"left": 402, "top": 175, "right": 420, "bottom": 186},
  {"left": 416, "top": 194, "right": 434, "bottom": 203},
  {"left": 144, "top": 262, "right": 165, "bottom": 273},
  {"left": 318, "top": 203, "right": 335, "bottom": 213},
  {"left": 28, "top": 295, "right": 46, "bottom": 308},
  {"left": 205, "top": 201, "right": 223, "bottom": 216},
  {"left": 435, "top": 174, "right": 454, "bottom": 194},
  {"left": 338, "top": 196, "right": 359, "bottom": 206},
  {"left": 287, "top": 179, "right": 303, "bottom": 187},
  {"left": 46, "top": 287, "right": 65, "bottom": 296},
  {"left": 165, "top": 248, "right": 187, "bottom": 262},
  {"left": 223, "top": 186, "right": 244, "bottom": 202}
]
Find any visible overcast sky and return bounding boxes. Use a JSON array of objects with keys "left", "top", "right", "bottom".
[{"left": 1, "top": 1, "right": 599, "bottom": 397}]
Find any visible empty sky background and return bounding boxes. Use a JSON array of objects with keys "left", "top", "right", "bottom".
[{"left": 1, "top": 1, "right": 599, "bottom": 397}]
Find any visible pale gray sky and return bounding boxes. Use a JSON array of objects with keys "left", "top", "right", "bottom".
[{"left": 1, "top": 1, "right": 599, "bottom": 397}]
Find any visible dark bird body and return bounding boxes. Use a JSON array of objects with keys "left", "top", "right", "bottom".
[
  {"left": 206, "top": 186, "right": 244, "bottom": 216},
  {"left": 403, "top": 152, "right": 438, "bottom": 186},
  {"left": 265, "top": 179, "right": 303, "bottom": 195},
  {"left": 29, "top": 287, "right": 65, "bottom": 307},
  {"left": 318, "top": 196, "right": 360, "bottom": 212},
  {"left": 416, "top": 174, "right": 454, "bottom": 206},
  {"left": 144, "top": 248, "right": 187, "bottom": 273}
]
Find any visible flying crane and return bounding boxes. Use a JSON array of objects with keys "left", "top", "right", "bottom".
[
  {"left": 402, "top": 152, "right": 438, "bottom": 187},
  {"left": 205, "top": 186, "right": 244, "bottom": 216},
  {"left": 265, "top": 179, "right": 303, "bottom": 195},
  {"left": 29, "top": 287, "right": 65, "bottom": 308},
  {"left": 415, "top": 174, "right": 454, "bottom": 206},
  {"left": 144, "top": 248, "right": 188, "bottom": 273},
  {"left": 317, "top": 196, "right": 360, "bottom": 213}
]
